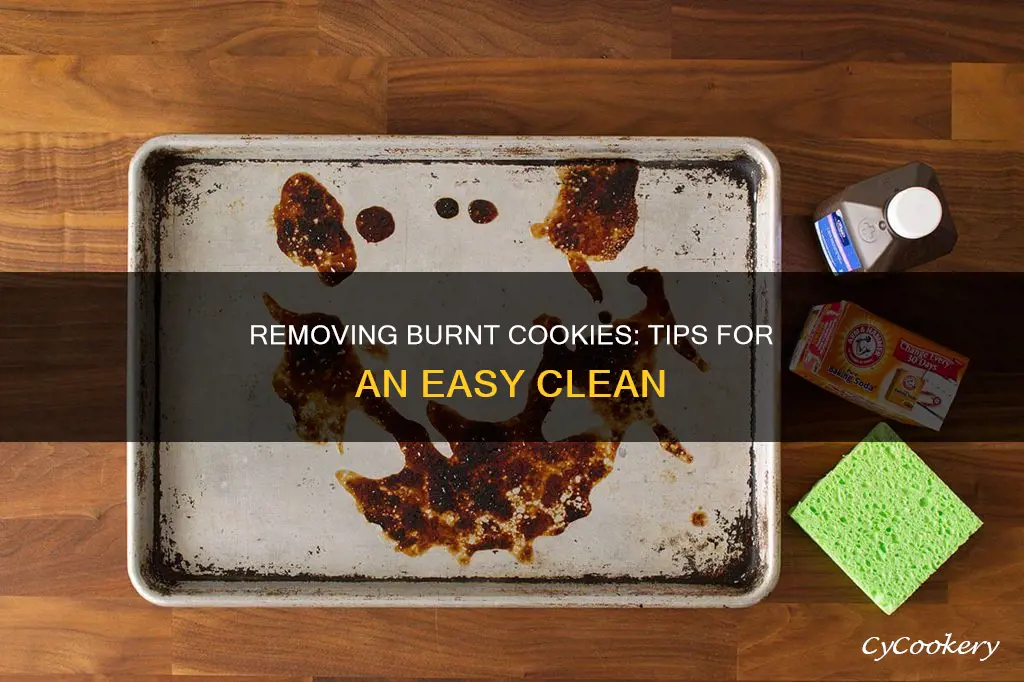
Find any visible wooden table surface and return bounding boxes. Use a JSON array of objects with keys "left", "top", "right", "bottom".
[{"left": 1, "top": 1, "right": 1022, "bottom": 680}]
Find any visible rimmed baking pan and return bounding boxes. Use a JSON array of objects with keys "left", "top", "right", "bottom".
[{"left": 127, "top": 135, "right": 780, "bottom": 607}]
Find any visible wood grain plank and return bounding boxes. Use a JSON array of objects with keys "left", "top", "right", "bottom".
[
  {"left": 769, "top": 139, "right": 1024, "bottom": 271},
  {"left": 782, "top": 215, "right": 830, "bottom": 273},
  {"left": 771, "top": 138, "right": 1024, "bottom": 215},
  {"left": 172, "top": 609, "right": 736, "bottom": 677},
  {"left": 0, "top": 505, "right": 130, "bottom": 597},
  {"left": 738, "top": 604, "right": 1021, "bottom": 680},
  {"left": 944, "top": 523, "right": 1024, "bottom": 605},
  {"left": 0, "top": 211, "right": 125, "bottom": 271},
  {"left": 0, "top": 0, "right": 317, "bottom": 56},
  {"left": 953, "top": 63, "right": 1024, "bottom": 140},
  {"left": 387, "top": 59, "right": 950, "bottom": 138},
  {"left": 0, "top": 134, "right": 141, "bottom": 213},
  {"left": 783, "top": 373, "right": 1024, "bottom": 445},
  {"left": 0, "top": 443, "right": 124, "bottom": 519},
  {"left": 0, "top": 57, "right": 385, "bottom": 134},
  {"left": 311, "top": 675, "right": 503, "bottom": 679},
  {"left": 320, "top": 0, "right": 671, "bottom": 58},
  {"left": 672, "top": 1, "right": 1024, "bottom": 62},
  {"left": 0, "top": 134, "right": 132, "bottom": 268},
  {"left": 0, "top": 598, "right": 170, "bottom": 674},
  {"left": 0, "top": 677, "right": 310, "bottom": 682}
]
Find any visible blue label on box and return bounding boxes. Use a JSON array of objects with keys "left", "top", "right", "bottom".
[{"left": 814, "top": 210, "right": 862, "bottom": 273}]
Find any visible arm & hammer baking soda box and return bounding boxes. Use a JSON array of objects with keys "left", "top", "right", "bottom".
[{"left": 790, "top": 302, "right": 968, "bottom": 430}]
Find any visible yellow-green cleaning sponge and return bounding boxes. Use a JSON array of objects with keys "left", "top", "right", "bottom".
[{"left": 790, "top": 422, "right": 981, "bottom": 614}]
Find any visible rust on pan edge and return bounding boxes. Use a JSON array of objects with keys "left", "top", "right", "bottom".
[
  {"left": 273, "top": 173, "right": 357, "bottom": 286},
  {"left": 531, "top": 160, "right": 640, "bottom": 303},
  {"left": 263, "top": 268, "right": 708, "bottom": 565}
]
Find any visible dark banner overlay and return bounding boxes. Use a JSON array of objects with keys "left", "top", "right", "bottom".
[{"left": 1, "top": 272, "right": 1021, "bottom": 443}]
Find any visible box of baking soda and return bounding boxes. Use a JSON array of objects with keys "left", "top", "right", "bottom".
[{"left": 789, "top": 301, "right": 968, "bottom": 430}]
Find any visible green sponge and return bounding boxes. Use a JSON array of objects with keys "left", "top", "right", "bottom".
[{"left": 790, "top": 422, "right": 982, "bottom": 614}]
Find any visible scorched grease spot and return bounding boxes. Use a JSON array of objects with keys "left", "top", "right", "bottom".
[
  {"left": 532, "top": 160, "right": 640, "bottom": 303},
  {"left": 355, "top": 206, "right": 395, "bottom": 243},
  {"left": 263, "top": 268, "right": 709, "bottom": 564},
  {"left": 341, "top": 430, "right": 618, "bottom": 564},
  {"left": 273, "top": 173, "right": 357, "bottom": 285}
]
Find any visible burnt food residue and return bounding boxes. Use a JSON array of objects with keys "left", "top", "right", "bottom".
[
  {"left": 691, "top": 510, "right": 707, "bottom": 527},
  {"left": 356, "top": 206, "right": 395, "bottom": 243},
  {"left": 468, "top": 199, "right": 499, "bottom": 224},
  {"left": 435, "top": 197, "right": 459, "bottom": 219},
  {"left": 532, "top": 160, "right": 640, "bottom": 302},
  {"left": 273, "top": 173, "right": 356, "bottom": 286},
  {"left": 264, "top": 268, "right": 707, "bottom": 564}
]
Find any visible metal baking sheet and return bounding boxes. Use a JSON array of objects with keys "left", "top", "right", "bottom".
[{"left": 127, "top": 135, "right": 780, "bottom": 607}]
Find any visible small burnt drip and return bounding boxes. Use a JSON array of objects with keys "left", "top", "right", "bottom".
[
  {"left": 536, "top": 267, "right": 706, "bottom": 461},
  {"left": 355, "top": 206, "right": 396, "bottom": 243},
  {"left": 265, "top": 267, "right": 705, "bottom": 564},
  {"left": 273, "top": 172, "right": 356, "bottom": 286},
  {"left": 435, "top": 197, "right": 459, "bottom": 219},
  {"left": 532, "top": 160, "right": 640, "bottom": 302},
  {"left": 262, "top": 294, "right": 424, "bottom": 452},
  {"left": 691, "top": 510, "right": 708, "bottom": 527},
  {"left": 626, "top": 267, "right": 709, "bottom": 374},
  {"left": 568, "top": 253, "right": 602, "bottom": 304},
  {"left": 468, "top": 199, "right": 499, "bottom": 224}
]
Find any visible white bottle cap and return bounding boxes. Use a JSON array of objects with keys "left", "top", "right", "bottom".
[{"left": 885, "top": 187, "right": 942, "bottom": 240}]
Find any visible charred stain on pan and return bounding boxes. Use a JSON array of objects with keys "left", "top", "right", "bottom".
[
  {"left": 273, "top": 173, "right": 357, "bottom": 286},
  {"left": 531, "top": 159, "right": 640, "bottom": 303},
  {"left": 263, "top": 267, "right": 707, "bottom": 565},
  {"left": 468, "top": 199, "right": 499, "bottom": 224},
  {"left": 133, "top": 143, "right": 226, "bottom": 594},
  {"left": 138, "top": 148, "right": 200, "bottom": 266},
  {"left": 151, "top": 565, "right": 753, "bottom": 585},
  {"left": 355, "top": 206, "right": 395, "bottom": 243},
  {"left": 434, "top": 197, "right": 459, "bottom": 219},
  {"left": 152, "top": 502, "right": 754, "bottom": 586},
  {"left": 137, "top": 150, "right": 188, "bottom": 594},
  {"left": 262, "top": 293, "right": 390, "bottom": 450},
  {"left": 717, "top": 509, "right": 757, "bottom": 587},
  {"left": 724, "top": 152, "right": 764, "bottom": 594}
]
